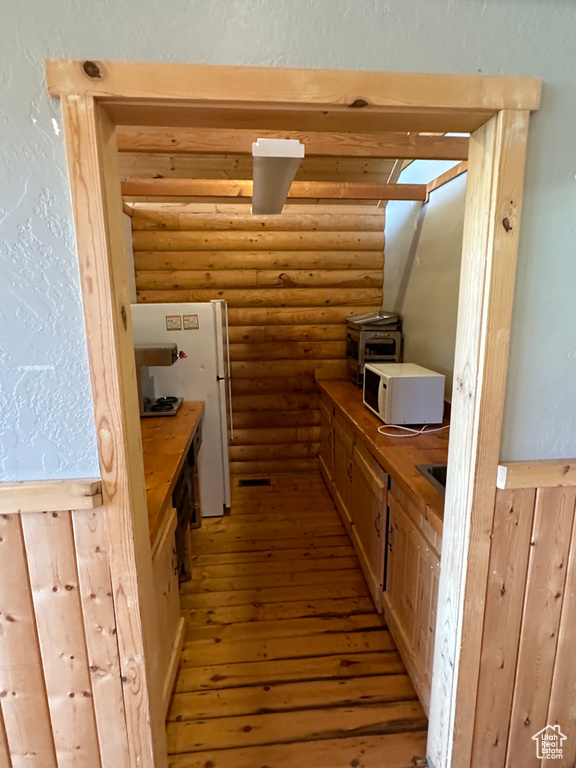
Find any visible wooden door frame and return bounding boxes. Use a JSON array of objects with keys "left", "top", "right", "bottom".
[{"left": 46, "top": 60, "right": 540, "bottom": 768}]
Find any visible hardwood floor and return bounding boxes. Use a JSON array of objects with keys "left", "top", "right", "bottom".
[{"left": 168, "top": 473, "right": 428, "bottom": 768}]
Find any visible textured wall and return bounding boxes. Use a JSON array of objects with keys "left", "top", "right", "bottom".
[
  {"left": 1, "top": 0, "right": 575, "bottom": 478},
  {"left": 384, "top": 162, "right": 465, "bottom": 402}
]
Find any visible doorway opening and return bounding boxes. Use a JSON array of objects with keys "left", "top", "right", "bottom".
[{"left": 46, "top": 59, "right": 539, "bottom": 768}]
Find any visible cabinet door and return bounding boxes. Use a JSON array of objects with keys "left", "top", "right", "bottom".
[
  {"left": 319, "top": 398, "right": 334, "bottom": 483},
  {"left": 351, "top": 445, "right": 387, "bottom": 610},
  {"left": 333, "top": 416, "right": 354, "bottom": 529},
  {"left": 384, "top": 494, "right": 440, "bottom": 712},
  {"left": 152, "top": 508, "right": 182, "bottom": 714}
]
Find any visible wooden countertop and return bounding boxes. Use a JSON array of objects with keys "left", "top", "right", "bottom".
[
  {"left": 141, "top": 401, "right": 204, "bottom": 552},
  {"left": 318, "top": 380, "right": 448, "bottom": 527}
]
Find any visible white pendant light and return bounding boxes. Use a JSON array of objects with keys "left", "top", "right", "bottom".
[{"left": 251, "top": 138, "right": 305, "bottom": 215}]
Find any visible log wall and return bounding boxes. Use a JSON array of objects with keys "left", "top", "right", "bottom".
[{"left": 133, "top": 211, "right": 385, "bottom": 476}]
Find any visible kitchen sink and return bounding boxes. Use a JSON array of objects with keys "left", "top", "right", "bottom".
[{"left": 416, "top": 463, "right": 448, "bottom": 495}]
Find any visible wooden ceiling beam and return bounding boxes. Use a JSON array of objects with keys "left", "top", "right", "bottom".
[
  {"left": 116, "top": 127, "right": 469, "bottom": 160},
  {"left": 126, "top": 202, "right": 385, "bottom": 215},
  {"left": 121, "top": 177, "right": 428, "bottom": 202},
  {"left": 426, "top": 161, "right": 469, "bottom": 197}
]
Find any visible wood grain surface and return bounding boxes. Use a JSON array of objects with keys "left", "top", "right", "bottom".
[
  {"left": 166, "top": 472, "right": 427, "bottom": 766},
  {"left": 140, "top": 401, "right": 204, "bottom": 551}
]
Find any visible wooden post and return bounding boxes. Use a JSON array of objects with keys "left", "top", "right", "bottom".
[
  {"left": 60, "top": 94, "right": 168, "bottom": 768},
  {"left": 427, "top": 109, "right": 530, "bottom": 768}
]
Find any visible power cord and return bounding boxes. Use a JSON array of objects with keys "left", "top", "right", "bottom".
[{"left": 377, "top": 423, "right": 450, "bottom": 438}]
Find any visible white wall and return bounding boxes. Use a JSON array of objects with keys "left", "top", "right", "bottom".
[
  {"left": 384, "top": 162, "right": 466, "bottom": 402},
  {"left": 1, "top": 0, "right": 575, "bottom": 478}
]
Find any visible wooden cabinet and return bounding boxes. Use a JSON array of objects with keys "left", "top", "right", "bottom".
[
  {"left": 332, "top": 415, "right": 355, "bottom": 531},
  {"left": 320, "top": 402, "right": 386, "bottom": 602},
  {"left": 152, "top": 508, "right": 185, "bottom": 716},
  {"left": 319, "top": 398, "right": 334, "bottom": 483},
  {"left": 350, "top": 444, "right": 388, "bottom": 611},
  {"left": 383, "top": 483, "right": 441, "bottom": 713},
  {"left": 319, "top": 391, "right": 443, "bottom": 715}
]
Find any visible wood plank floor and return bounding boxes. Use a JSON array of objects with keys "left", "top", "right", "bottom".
[{"left": 168, "top": 473, "right": 428, "bottom": 768}]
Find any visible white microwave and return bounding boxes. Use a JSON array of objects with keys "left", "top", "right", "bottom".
[{"left": 363, "top": 362, "right": 445, "bottom": 425}]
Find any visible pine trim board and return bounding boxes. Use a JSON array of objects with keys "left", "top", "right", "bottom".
[
  {"left": 46, "top": 59, "right": 541, "bottom": 118},
  {"left": 0, "top": 478, "right": 102, "bottom": 513}
]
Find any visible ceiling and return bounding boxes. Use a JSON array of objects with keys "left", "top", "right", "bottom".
[{"left": 118, "top": 129, "right": 468, "bottom": 212}]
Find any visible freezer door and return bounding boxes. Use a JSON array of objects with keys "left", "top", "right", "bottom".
[
  {"left": 211, "top": 300, "right": 232, "bottom": 508},
  {"left": 130, "top": 301, "right": 228, "bottom": 517}
]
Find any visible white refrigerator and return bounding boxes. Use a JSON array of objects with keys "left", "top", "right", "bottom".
[{"left": 131, "top": 300, "right": 232, "bottom": 517}]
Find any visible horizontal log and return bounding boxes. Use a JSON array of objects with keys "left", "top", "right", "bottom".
[
  {"left": 228, "top": 324, "right": 347, "bottom": 343},
  {"left": 230, "top": 359, "right": 347, "bottom": 379},
  {"left": 136, "top": 269, "right": 251, "bottom": 290},
  {"left": 116, "top": 126, "right": 469, "bottom": 160},
  {"left": 227, "top": 306, "right": 380, "bottom": 326},
  {"left": 229, "top": 341, "right": 346, "bottom": 361},
  {"left": 137, "top": 287, "right": 383, "bottom": 307},
  {"left": 230, "top": 376, "right": 317, "bottom": 395},
  {"left": 122, "top": 177, "right": 428, "bottom": 201},
  {"left": 135, "top": 270, "right": 382, "bottom": 291},
  {"left": 231, "top": 427, "right": 321, "bottom": 445},
  {"left": 232, "top": 410, "right": 321, "bottom": 429},
  {"left": 230, "top": 443, "right": 320, "bottom": 461},
  {"left": 132, "top": 230, "right": 384, "bottom": 251},
  {"left": 134, "top": 250, "right": 384, "bottom": 271},
  {"left": 131, "top": 211, "right": 385, "bottom": 232},
  {"left": 230, "top": 459, "right": 319, "bottom": 475},
  {"left": 257, "top": 270, "right": 381, "bottom": 289},
  {"left": 232, "top": 393, "right": 318, "bottom": 412}
]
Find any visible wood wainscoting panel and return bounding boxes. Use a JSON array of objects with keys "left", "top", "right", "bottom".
[
  {"left": 20, "top": 510, "right": 102, "bottom": 768},
  {"left": 0, "top": 705, "right": 10, "bottom": 768},
  {"left": 0, "top": 514, "right": 58, "bottom": 767},
  {"left": 133, "top": 210, "right": 384, "bottom": 476},
  {"left": 0, "top": 502, "right": 133, "bottom": 768},
  {"left": 72, "top": 509, "right": 131, "bottom": 768},
  {"left": 547, "top": 488, "right": 576, "bottom": 765},
  {"left": 505, "top": 487, "right": 576, "bottom": 767},
  {"left": 469, "top": 484, "right": 576, "bottom": 768},
  {"left": 471, "top": 487, "right": 536, "bottom": 768}
]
